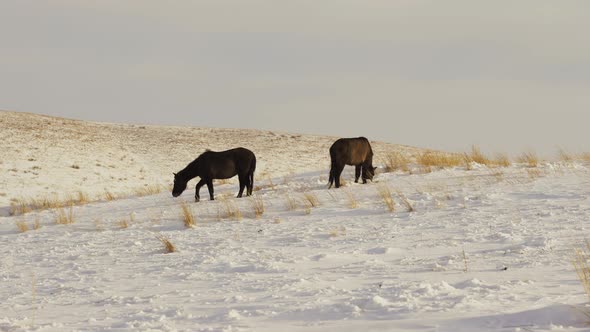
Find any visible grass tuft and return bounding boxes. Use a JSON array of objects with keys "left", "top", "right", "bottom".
[
  {"left": 219, "top": 197, "right": 242, "bottom": 221},
  {"left": 16, "top": 220, "right": 29, "bottom": 233},
  {"left": 468, "top": 145, "right": 490, "bottom": 166},
  {"left": 344, "top": 189, "right": 358, "bottom": 209},
  {"left": 383, "top": 152, "right": 410, "bottom": 173},
  {"left": 517, "top": 151, "right": 539, "bottom": 168},
  {"left": 377, "top": 185, "right": 395, "bottom": 212},
  {"left": 285, "top": 195, "right": 298, "bottom": 211},
  {"left": 573, "top": 241, "right": 590, "bottom": 302},
  {"left": 250, "top": 195, "right": 265, "bottom": 218},
  {"left": 417, "top": 151, "right": 463, "bottom": 170},
  {"left": 156, "top": 235, "right": 177, "bottom": 254},
  {"left": 55, "top": 206, "right": 75, "bottom": 225},
  {"left": 397, "top": 191, "right": 414, "bottom": 212},
  {"left": 493, "top": 153, "right": 511, "bottom": 167},
  {"left": 302, "top": 192, "right": 320, "bottom": 208},
  {"left": 180, "top": 201, "right": 196, "bottom": 228}
]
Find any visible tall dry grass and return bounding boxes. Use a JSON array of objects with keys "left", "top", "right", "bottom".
[
  {"left": 55, "top": 206, "right": 75, "bottom": 225},
  {"left": 156, "top": 235, "right": 177, "bottom": 254},
  {"left": 250, "top": 195, "right": 265, "bottom": 218},
  {"left": 218, "top": 197, "right": 242, "bottom": 221},
  {"left": 377, "top": 185, "right": 395, "bottom": 212},
  {"left": 417, "top": 151, "right": 463, "bottom": 172},
  {"left": 302, "top": 192, "right": 320, "bottom": 208},
  {"left": 517, "top": 151, "right": 539, "bottom": 168},
  {"left": 180, "top": 201, "right": 196, "bottom": 228},
  {"left": 573, "top": 241, "right": 590, "bottom": 302},
  {"left": 383, "top": 152, "right": 411, "bottom": 173}
]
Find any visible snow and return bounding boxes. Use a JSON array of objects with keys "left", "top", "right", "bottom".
[{"left": 2, "top": 112, "right": 590, "bottom": 331}]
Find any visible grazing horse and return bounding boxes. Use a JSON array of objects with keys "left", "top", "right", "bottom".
[
  {"left": 172, "top": 147, "right": 256, "bottom": 201},
  {"left": 328, "top": 137, "right": 376, "bottom": 189}
]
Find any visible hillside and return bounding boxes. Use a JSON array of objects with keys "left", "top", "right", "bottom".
[
  {"left": 0, "top": 111, "right": 421, "bottom": 210},
  {"left": 2, "top": 111, "right": 590, "bottom": 331}
]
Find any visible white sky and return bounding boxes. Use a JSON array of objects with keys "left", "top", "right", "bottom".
[{"left": 1, "top": 1, "right": 589, "bottom": 155}]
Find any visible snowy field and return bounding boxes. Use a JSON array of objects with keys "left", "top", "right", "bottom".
[{"left": 2, "top": 112, "right": 590, "bottom": 331}]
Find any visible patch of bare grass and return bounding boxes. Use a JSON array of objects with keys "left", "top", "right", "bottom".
[
  {"left": 383, "top": 152, "right": 410, "bottom": 173},
  {"left": 417, "top": 151, "right": 462, "bottom": 171},
  {"left": 468, "top": 145, "right": 490, "bottom": 166},
  {"left": 285, "top": 194, "right": 298, "bottom": 211}
]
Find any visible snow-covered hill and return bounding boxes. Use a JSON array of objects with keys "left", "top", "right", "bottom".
[
  {"left": 2, "top": 111, "right": 590, "bottom": 331},
  {"left": 0, "top": 111, "right": 420, "bottom": 211}
]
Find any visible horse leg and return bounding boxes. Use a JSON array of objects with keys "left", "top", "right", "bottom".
[
  {"left": 237, "top": 174, "right": 246, "bottom": 198},
  {"left": 334, "top": 163, "right": 345, "bottom": 188},
  {"left": 206, "top": 179, "right": 215, "bottom": 200},
  {"left": 355, "top": 165, "right": 361, "bottom": 183},
  {"left": 195, "top": 179, "right": 206, "bottom": 202}
]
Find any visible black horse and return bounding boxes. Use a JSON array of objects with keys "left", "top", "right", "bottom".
[
  {"left": 328, "top": 137, "right": 376, "bottom": 189},
  {"left": 172, "top": 147, "right": 256, "bottom": 201}
]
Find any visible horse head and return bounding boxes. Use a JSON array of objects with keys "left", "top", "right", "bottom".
[{"left": 171, "top": 172, "right": 187, "bottom": 197}]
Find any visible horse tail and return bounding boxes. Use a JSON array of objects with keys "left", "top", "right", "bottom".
[
  {"left": 249, "top": 154, "right": 256, "bottom": 189},
  {"left": 328, "top": 160, "right": 335, "bottom": 188}
]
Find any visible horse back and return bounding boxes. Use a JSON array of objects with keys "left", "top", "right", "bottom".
[{"left": 330, "top": 137, "right": 373, "bottom": 165}]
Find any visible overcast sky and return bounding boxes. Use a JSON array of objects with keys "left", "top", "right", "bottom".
[{"left": 1, "top": 1, "right": 589, "bottom": 155}]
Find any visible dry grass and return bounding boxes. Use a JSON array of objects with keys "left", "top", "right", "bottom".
[
  {"left": 468, "top": 145, "right": 490, "bottom": 166},
  {"left": 573, "top": 241, "right": 590, "bottom": 302},
  {"left": 118, "top": 218, "right": 129, "bottom": 229},
  {"left": 493, "top": 153, "right": 511, "bottom": 167},
  {"left": 417, "top": 151, "right": 463, "bottom": 171},
  {"left": 302, "top": 192, "right": 320, "bottom": 208},
  {"left": 180, "top": 201, "right": 196, "bottom": 228},
  {"left": 383, "top": 152, "right": 410, "bottom": 173},
  {"left": 135, "top": 184, "right": 163, "bottom": 197},
  {"left": 377, "top": 184, "right": 395, "bottom": 212},
  {"left": 16, "top": 220, "right": 29, "bottom": 233},
  {"left": 219, "top": 197, "right": 242, "bottom": 221},
  {"left": 344, "top": 189, "right": 358, "bottom": 209},
  {"left": 581, "top": 153, "right": 590, "bottom": 164},
  {"left": 55, "top": 206, "right": 75, "bottom": 225},
  {"left": 33, "top": 218, "right": 41, "bottom": 230},
  {"left": 156, "top": 235, "right": 177, "bottom": 254},
  {"left": 329, "top": 226, "right": 347, "bottom": 238},
  {"left": 397, "top": 191, "right": 414, "bottom": 212},
  {"left": 517, "top": 151, "right": 539, "bottom": 168},
  {"left": 526, "top": 168, "right": 544, "bottom": 179},
  {"left": 104, "top": 191, "right": 117, "bottom": 201},
  {"left": 250, "top": 195, "right": 265, "bottom": 219},
  {"left": 285, "top": 194, "right": 298, "bottom": 211},
  {"left": 558, "top": 148, "right": 574, "bottom": 163},
  {"left": 10, "top": 191, "right": 92, "bottom": 216}
]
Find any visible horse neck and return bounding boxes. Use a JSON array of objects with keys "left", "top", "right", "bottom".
[{"left": 179, "top": 160, "right": 200, "bottom": 182}]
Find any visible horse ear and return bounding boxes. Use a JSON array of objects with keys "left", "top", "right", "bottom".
[{"left": 173, "top": 172, "right": 177, "bottom": 176}]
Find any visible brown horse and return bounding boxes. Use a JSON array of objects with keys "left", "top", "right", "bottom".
[
  {"left": 328, "top": 137, "right": 376, "bottom": 188},
  {"left": 172, "top": 148, "right": 256, "bottom": 201}
]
